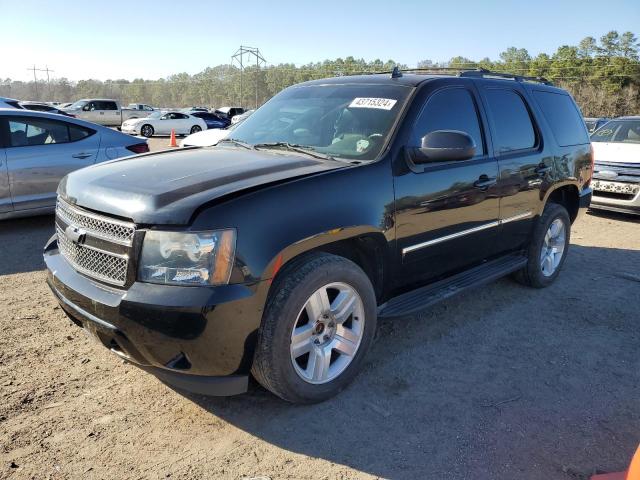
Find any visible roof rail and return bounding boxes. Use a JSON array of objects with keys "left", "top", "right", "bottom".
[
  {"left": 371, "top": 67, "right": 553, "bottom": 85},
  {"left": 458, "top": 68, "right": 553, "bottom": 86}
]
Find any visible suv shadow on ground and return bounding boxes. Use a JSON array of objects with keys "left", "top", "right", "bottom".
[
  {"left": 0, "top": 215, "right": 54, "bottom": 276},
  {"left": 172, "top": 244, "right": 640, "bottom": 480}
]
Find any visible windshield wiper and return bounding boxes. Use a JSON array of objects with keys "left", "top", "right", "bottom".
[
  {"left": 252, "top": 142, "right": 337, "bottom": 161},
  {"left": 218, "top": 138, "right": 255, "bottom": 150}
]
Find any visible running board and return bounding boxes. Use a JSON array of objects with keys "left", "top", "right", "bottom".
[{"left": 378, "top": 253, "right": 527, "bottom": 318}]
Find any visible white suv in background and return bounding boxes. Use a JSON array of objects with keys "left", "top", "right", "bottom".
[{"left": 590, "top": 117, "right": 640, "bottom": 215}]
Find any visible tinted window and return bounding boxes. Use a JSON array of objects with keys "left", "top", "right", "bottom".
[
  {"left": 591, "top": 120, "right": 640, "bottom": 143},
  {"left": 103, "top": 101, "right": 118, "bottom": 110},
  {"left": 411, "top": 88, "right": 485, "bottom": 155},
  {"left": 484, "top": 89, "right": 536, "bottom": 153},
  {"left": 69, "top": 124, "right": 95, "bottom": 141},
  {"left": 23, "top": 104, "right": 55, "bottom": 112},
  {"left": 8, "top": 117, "right": 70, "bottom": 147},
  {"left": 533, "top": 91, "right": 589, "bottom": 146}
]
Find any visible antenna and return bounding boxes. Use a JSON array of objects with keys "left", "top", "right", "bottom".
[{"left": 391, "top": 66, "right": 403, "bottom": 79}]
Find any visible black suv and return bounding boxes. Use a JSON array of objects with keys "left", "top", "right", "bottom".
[{"left": 44, "top": 69, "right": 593, "bottom": 403}]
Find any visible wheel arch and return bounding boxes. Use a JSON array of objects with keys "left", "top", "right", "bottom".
[
  {"left": 263, "top": 227, "right": 390, "bottom": 304},
  {"left": 541, "top": 182, "right": 580, "bottom": 223}
]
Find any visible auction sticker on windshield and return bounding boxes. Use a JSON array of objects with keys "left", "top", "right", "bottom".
[{"left": 349, "top": 98, "right": 397, "bottom": 110}]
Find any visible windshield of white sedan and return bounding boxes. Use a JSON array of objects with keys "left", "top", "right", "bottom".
[
  {"left": 226, "top": 84, "right": 411, "bottom": 160},
  {"left": 591, "top": 120, "right": 640, "bottom": 143}
]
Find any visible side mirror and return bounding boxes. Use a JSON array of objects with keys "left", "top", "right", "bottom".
[
  {"left": 413, "top": 130, "right": 476, "bottom": 163},
  {"left": 82, "top": 104, "right": 90, "bottom": 111}
]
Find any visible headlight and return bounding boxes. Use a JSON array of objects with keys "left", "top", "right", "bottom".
[{"left": 138, "top": 230, "right": 236, "bottom": 286}]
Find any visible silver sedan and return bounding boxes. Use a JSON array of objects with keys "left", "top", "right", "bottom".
[{"left": 0, "top": 108, "right": 149, "bottom": 219}]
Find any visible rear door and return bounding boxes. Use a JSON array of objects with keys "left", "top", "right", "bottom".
[
  {"left": 4, "top": 115, "right": 99, "bottom": 211},
  {"left": 479, "top": 85, "right": 546, "bottom": 251},
  {"left": 394, "top": 83, "right": 500, "bottom": 286}
]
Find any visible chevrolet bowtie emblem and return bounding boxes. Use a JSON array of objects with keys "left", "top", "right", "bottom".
[{"left": 65, "top": 225, "right": 87, "bottom": 244}]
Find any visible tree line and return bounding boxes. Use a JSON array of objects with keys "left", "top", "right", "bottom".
[{"left": 1, "top": 30, "right": 638, "bottom": 117}]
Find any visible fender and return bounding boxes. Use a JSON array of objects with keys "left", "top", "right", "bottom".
[{"left": 261, "top": 225, "right": 390, "bottom": 282}]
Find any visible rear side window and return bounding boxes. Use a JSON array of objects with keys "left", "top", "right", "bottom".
[
  {"left": 4, "top": 116, "right": 94, "bottom": 147},
  {"left": 8, "top": 118, "right": 70, "bottom": 146},
  {"left": 69, "top": 124, "right": 95, "bottom": 141},
  {"left": 484, "top": 89, "right": 536, "bottom": 154},
  {"left": 411, "top": 88, "right": 485, "bottom": 155},
  {"left": 533, "top": 91, "right": 589, "bottom": 146}
]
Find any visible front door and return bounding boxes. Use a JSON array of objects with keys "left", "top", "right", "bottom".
[
  {"left": 3, "top": 115, "right": 100, "bottom": 211},
  {"left": 394, "top": 85, "right": 500, "bottom": 287}
]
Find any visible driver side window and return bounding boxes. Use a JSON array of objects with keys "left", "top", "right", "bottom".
[{"left": 411, "top": 88, "right": 485, "bottom": 156}]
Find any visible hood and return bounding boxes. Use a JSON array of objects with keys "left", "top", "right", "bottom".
[
  {"left": 58, "top": 146, "right": 345, "bottom": 224},
  {"left": 592, "top": 142, "right": 640, "bottom": 164}
]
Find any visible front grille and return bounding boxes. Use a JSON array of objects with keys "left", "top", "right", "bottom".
[
  {"left": 56, "top": 225, "right": 128, "bottom": 285},
  {"left": 594, "top": 161, "right": 640, "bottom": 184},
  {"left": 55, "top": 199, "right": 135, "bottom": 287},
  {"left": 56, "top": 198, "right": 135, "bottom": 245}
]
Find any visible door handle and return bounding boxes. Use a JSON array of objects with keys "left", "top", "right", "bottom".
[
  {"left": 72, "top": 153, "right": 93, "bottom": 159},
  {"left": 473, "top": 175, "right": 497, "bottom": 190},
  {"left": 535, "top": 164, "right": 552, "bottom": 176}
]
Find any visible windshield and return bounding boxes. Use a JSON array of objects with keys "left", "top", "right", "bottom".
[
  {"left": 147, "top": 112, "right": 163, "bottom": 119},
  {"left": 227, "top": 84, "right": 411, "bottom": 160},
  {"left": 67, "top": 100, "right": 88, "bottom": 109},
  {"left": 591, "top": 120, "right": 640, "bottom": 143}
]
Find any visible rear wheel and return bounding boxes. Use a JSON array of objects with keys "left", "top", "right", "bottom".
[
  {"left": 513, "top": 202, "right": 570, "bottom": 288},
  {"left": 190, "top": 125, "right": 202, "bottom": 134},
  {"left": 252, "top": 253, "right": 377, "bottom": 403},
  {"left": 140, "top": 124, "right": 154, "bottom": 138}
]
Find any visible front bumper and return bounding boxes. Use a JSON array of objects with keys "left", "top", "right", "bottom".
[
  {"left": 44, "top": 234, "right": 268, "bottom": 396},
  {"left": 121, "top": 125, "right": 139, "bottom": 135},
  {"left": 590, "top": 183, "right": 640, "bottom": 215}
]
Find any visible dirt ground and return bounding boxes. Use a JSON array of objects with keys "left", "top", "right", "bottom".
[{"left": 1, "top": 145, "right": 639, "bottom": 479}]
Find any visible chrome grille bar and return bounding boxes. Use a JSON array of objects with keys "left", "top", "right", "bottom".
[
  {"left": 56, "top": 225, "right": 129, "bottom": 286},
  {"left": 56, "top": 198, "right": 135, "bottom": 246}
]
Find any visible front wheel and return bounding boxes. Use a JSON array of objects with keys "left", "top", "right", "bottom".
[
  {"left": 513, "top": 202, "right": 571, "bottom": 288},
  {"left": 140, "top": 124, "right": 154, "bottom": 138},
  {"left": 252, "top": 253, "right": 377, "bottom": 403},
  {"left": 190, "top": 125, "right": 202, "bottom": 134}
]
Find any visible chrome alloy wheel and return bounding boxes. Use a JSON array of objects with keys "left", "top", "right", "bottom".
[
  {"left": 290, "top": 282, "right": 365, "bottom": 384},
  {"left": 540, "top": 218, "right": 566, "bottom": 277},
  {"left": 141, "top": 125, "right": 153, "bottom": 137}
]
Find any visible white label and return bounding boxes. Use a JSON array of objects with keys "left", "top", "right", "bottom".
[{"left": 349, "top": 97, "right": 397, "bottom": 110}]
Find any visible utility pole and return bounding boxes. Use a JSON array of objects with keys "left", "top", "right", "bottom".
[
  {"left": 27, "top": 65, "right": 38, "bottom": 99},
  {"left": 231, "top": 46, "right": 266, "bottom": 109},
  {"left": 26, "top": 65, "right": 55, "bottom": 100}
]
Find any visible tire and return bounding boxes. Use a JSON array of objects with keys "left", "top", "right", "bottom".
[
  {"left": 190, "top": 125, "right": 202, "bottom": 134},
  {"left": 513, "top": 202, "right": 571, "bottom": 288},
  {"left": 140, "top": 124, "right": 154, "bottom": 138},
  {"left": 252, "top": 253, "right": 377, "bottom": 404}
]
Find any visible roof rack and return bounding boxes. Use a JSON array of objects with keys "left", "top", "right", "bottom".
[
  {"left": 458, "top": 68, "right": 553, "bottom": 85},
  {"left": 380, "top": 67, "right": 553, "bottom": 86}
]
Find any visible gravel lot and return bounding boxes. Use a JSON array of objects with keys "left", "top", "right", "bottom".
[{"left": 0, "top": 141, "right": 639, "bottom": 479}]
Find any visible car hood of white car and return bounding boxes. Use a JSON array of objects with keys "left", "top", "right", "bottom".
[
  {"left": 592, "top": 142, "right": 640, "bottom": 164},
  {"left": 180, "top": 128, "right": 231, "bottom": 147}
]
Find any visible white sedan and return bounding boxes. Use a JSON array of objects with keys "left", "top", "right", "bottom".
[{"left": 121, "top": 112, "right": 207, "bottom": 138}]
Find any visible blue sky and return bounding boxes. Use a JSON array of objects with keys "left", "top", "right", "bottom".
[{"left": 3, "top": 0, "right": 639, "bottom": 81}]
